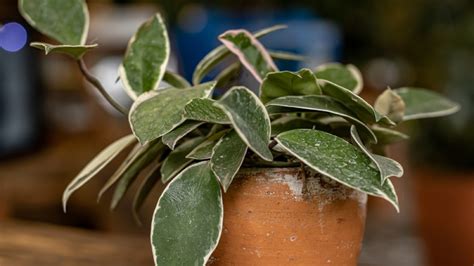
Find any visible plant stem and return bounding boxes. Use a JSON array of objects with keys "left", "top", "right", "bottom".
[{"left": 77, "top": 59, "right": 128, "bottom": 115}]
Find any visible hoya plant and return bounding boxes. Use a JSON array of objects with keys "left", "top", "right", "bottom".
[{"left": 20, "top": 0, "right": 460, "bottom": 265}]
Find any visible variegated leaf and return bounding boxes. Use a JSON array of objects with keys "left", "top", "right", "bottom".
[
  {"left": 186, "top": 130, "right": 228, "bottom": 160},
  {"left": 162, "top": 121, "right": 204, "bottom": 150},
  {"left": 374, "top": 88, "right": 406, "bottom": 123},
  {"left": 185, "top": 98, "right": 230, "bottom": 124},
  {"left": 30, "top": 42, "right": 97, "bottom": 59},
  {"left": 315, "top": 63, "right": 363, "bottom": 94}
]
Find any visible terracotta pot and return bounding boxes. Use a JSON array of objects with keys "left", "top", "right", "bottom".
[
  {"left": 210, "top": 167, "right": 367, "bottom": 265},
  {"left": 414, "top": 168, "right": 474, "bottom": 266}
]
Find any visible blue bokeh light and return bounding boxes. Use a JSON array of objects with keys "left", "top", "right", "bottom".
[{"left": 0, "top": 22, "right": 28, "bottom": 52}]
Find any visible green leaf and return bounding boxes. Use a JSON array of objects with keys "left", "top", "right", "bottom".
[
  {"left": 163, "top": 71, "right": 191, "bottom": 88},
  {"left": 275, "top": 129, "right": 399, "bottom": 211},
  {"left": 215, "top": 62, "right": 241, "bottom": 88},
  {"left": 266, "top": 95, "right": 377, "bottom": 143},
  {"left": 269, "top": 50, "right": 306, "bottom": 61},
  {"left": 271, "top": 117, "right": 319, "bottom": 137},
  {"left": 129, "top": 82, "right": 215, "bottom": 144},
  {"left": 186, "top": 130, "right": 229, "bottom": 160},
  {"left": 260, "top": 68, "right": 321, "bottom": 104},
  {"left": 320, "top": 80, "right": 394, "bottom": 126},
  {"left": 62, "top": 135, "right": 136, "bottom": 212},
  {"left": 161, "top": 137, "right": 205, "bottom": 183},
  {"left": 185, "top": 98, "right": 231, "bottom": 124},
  {"left": 394, "top": 88, "right": 460, "bottom": 121},
  {"left": 350, "top": 126, "right": 403, "bottom": 183},
  {"left": 219, "top": 29, "right": 278, "bottom": 83},
  {"left": 30, "top": 42, "right": 97, "bottom": 59},
  {"left": 19, "top": 0, "right": 89, "bottom": 45},
  {"left": 132, "top": 159, "right": 162, "bottom": 225},
  {"left": 215, "top": 87, "right": 273, "bottom": 161},
  {"left": 98, "top": 142, "right": 152, "bottom": 200},
  {"left": 374, "top": 88, "right": 406, "bottom": 123},
  {"left": 162, "top": 121, "right": 204, "bottom": 150},
  {"left": 315, "top": 63, "right": 363, "bottom": 94},
  {"left": 192, "top": 24, "right": 287, "bottom": 85},
  {"left": 110, "top": 141, "right": 166, "bottom": 210},
  {"left": 151, "top": 161, "right": 223, "bottom": 265},
  {"left": 210, "top": 130, "right": 248, "bottom": 192},
  {"left": 119, "top": 14, "right": 170, "bottom": 99},
  {"left": 371, "top": 125, "right": 409, "bottom": 145}
]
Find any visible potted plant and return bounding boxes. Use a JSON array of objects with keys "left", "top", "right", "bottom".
[{"left": 19, "top": 0, "right": 460, "bottom": 265}]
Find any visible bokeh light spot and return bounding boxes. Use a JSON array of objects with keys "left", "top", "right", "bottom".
[{"left": 0, "top": 22, "right": 28, "bottom": 52}]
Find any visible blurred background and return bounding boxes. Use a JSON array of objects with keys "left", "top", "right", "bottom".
[{"left": 0, "top": 0, "right": 473, "bottom": 265}]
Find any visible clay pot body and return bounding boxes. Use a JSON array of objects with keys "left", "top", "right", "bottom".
[
  {"left": 414, "top": 168, "right": 474, "bottom": 266},
  {"left": 210, "top": 167, "right": 367, "bottom": 265}
]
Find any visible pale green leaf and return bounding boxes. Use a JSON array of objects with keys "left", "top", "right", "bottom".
[
  {"left": 19, "top": 0, "right": 89, "bottom": 45},
  {"left": 219, "top": 29, "right": 277, "bottom": 83},
  {"left": 162, "top": 121, "right": 204, "bottom": 150},
  {"left": 215, "top": 62, "right": 241, "bottom": 88},
  {"left": 129, "top": 82, "right": 215, "bottom": 143},
  {"left": 186, "top": 130, "right": 228, "bottom": 160},
  {"left": 215, "top": 87, "right": 273, "bottom": 161},
  {"left": 269, "top": 50, "right": 306, "bottom": 61},
  {"left": 260, "top": 68, "right": 321, "bottom": 104},
  {"left": 371, "top": 125, "right": 409, "bottom": 145},
  {"left": 161, "top": 137, "right": 205, "bottom": 183},
  {"left": 192, "top": 24, "right": 286, "bottom": 85},
  {"left": 163, "top": 71, "right": 191, "bottom": 88},
  {"left": 266, "top": 95, "right": 377, "bottom": 143},
  {"left": 350, "top": 126, "right": 403, "bottom": 183},
  {"left": 62, "top": 135, "right": 136, "bottom": 212},
  {"left": 110, "top": 141, "right": 166, "bottom": 209},
  {"left": 30, "top": 42, "right": 97, "bottom": 59},
  {"left": 151, "top": 161, "right": 223, "bottom": 265},
  {"left": 119, "top": 14, "right": 170, "bottom": 99},
  {"left": 374, "top": 88, "right": 406, "bottom": 123},
  {"left": 275, "top": 129, "right": 399, "bottom": 211},
  {"left": 210, "top": 130, "right": 248, "bottom": 192},
  {"left": 394, "top": 87, "right": 460, "bottom": 121},
  {"left": 185, "top": 98, "right": 230, "bottom": 124},
  {"left": 315, "top": 63, "right": 363, "bottom": 94}
]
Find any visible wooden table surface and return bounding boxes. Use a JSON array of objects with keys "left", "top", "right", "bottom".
[{"left": 0, "top": 220, "right": 153, "bottom": 266}]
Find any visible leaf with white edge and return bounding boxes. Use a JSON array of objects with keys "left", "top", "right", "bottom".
[
  {"left": 374, "top": 88, "right": 406, "bottom": 123},
  {"left": 269, "top": 50, "right": 306, "bottom": 61},
  {"left": 119, "top": 14, "right": 170, "bottom": 99},
  {"left": 266, "top": 95, "right": 377, "bottom": 143},
  {"left": 211, "top": 130, "right": 247, "bottom": 192},
  {"left": 350, "top": 126, "right": 403, "bottom": 183},
  {"left": 130, "top": 82, "right": 215, "bottom": 143},
  {"left": 192, "top": 24, "right": 287, "bottom": 85},
  {"left": 161, "top": 137, "right": 205, "bottom": 183},
  {"left": 215, "top": 62, "right": 241, "bottom": 88},
  {"left": 260, "top": 68, "right": 321, "bottom": 104},
  {"left": 62, "top": 134, "right": 136, "bottom": 212},
  {"left": 30, "top": 42, "right": 97, "bottom": 59},
  {"left": 151, "top": 161, "right": 223, "bottom": 265},
  {"left": 19, "top": 0, "right": 89, "bottom": 45},
  {"left": 163, "top": 71, "right": 191, "bottom": 88},
  {"left": 271, "top": 117, "right": 319, "bottom": 137},
  {"left": 186, "top": 130, "right": 228, "bottom": 160},
  {"left": 315, "top": 63, "right": 363, "bottom": 94},
  {"left": 320, "top": 80, "right": 394, "bottom": 126},
  {"left": 110, "top": 141, "right": 166, "bottom": 210},
  {"left": 394, "top": 87, "right": 460, "bottom": 121},
  {"left": 185, "top": 98, "right": 231, "bottom": 124},
  {"left": 98, "top": 142, "right": 152, "bottom": 200},
  {"left": 275, "top": 129, "right": 399, "bottom": 211},
  {"left": 219, "top": 29, "right": 278, "bottom": 83},
  {"left": 162, "top": 121, "right": 204, "bottom": 150},
  {"left": 215, "top": 87, "right": 273, "bottom": 161},
  {"left": 371, "top": 125, "right": 409, "bottom": 145},
  {"left": 132, "top": 159, "right": 162, "bottom": 224}
]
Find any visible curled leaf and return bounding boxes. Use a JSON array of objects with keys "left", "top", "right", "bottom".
[
  {"left": 30, "top": 42, "right": 97, "bottom": 59},
  {"left": 374, "top": 88, "right": 406, "bottom": 123}
]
